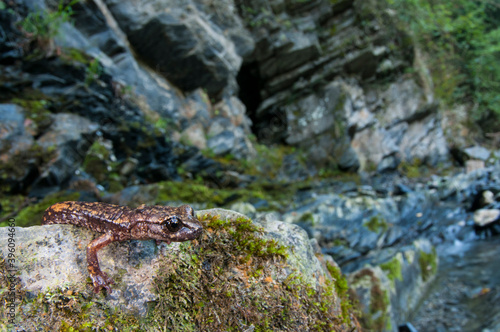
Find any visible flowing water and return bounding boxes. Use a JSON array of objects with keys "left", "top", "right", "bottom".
[{"left": 411, "top": 237, "right": 500, "bottom": 331}]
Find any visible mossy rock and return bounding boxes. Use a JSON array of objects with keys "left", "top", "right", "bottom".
[
  {"left": 0, "top": 191, "right": 80, "bottom": 227},
  {"left": 0, "top": 209, "right": 358, "bottom": 331}
]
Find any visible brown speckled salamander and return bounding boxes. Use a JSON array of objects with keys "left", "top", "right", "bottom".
[{"left": 42, "top": 201, "right": 203, "bottom": 294}]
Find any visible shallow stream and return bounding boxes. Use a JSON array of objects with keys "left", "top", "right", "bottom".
[{"left": 412, "top": 237, "right": 500, "bottom": 331}]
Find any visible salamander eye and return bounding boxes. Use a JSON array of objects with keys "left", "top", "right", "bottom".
[{"left": 165, "top": 216, "right": 181, "bottom": 232}]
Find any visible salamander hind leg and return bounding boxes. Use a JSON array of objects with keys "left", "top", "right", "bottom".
[{"left": 87, "top": 233, "right": 116, "bottom": 294}]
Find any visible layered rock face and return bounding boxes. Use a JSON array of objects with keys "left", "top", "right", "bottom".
[
  {"left": 236, "top": 0, "right": 448, "bottom": 171},
  {"left": 32, "top": 0, "right": 449, "bottom": 177},
  {"left": 0, "top": 0, "right": 454, "bottom": 195}
]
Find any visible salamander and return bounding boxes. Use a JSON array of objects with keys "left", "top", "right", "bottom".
[{"left": 42, "top": 201, "right": 203, "bottom": 294}]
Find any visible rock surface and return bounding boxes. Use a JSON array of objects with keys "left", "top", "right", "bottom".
[{"left": 0, "top": 209, "right": 352, "bottom": 330}]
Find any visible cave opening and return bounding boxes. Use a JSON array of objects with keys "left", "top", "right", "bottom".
[{"left": 236, "top": 61, "right": 263, "bottom": 134}]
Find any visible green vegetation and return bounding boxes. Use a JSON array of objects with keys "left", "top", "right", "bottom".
[
  {"left": 326, "top": 262, "right": 354, "bottom": 324},
  {"left": 380, "top": 254, "right": 403, "bottom": 286},
  {"left": 418, "top": 247, "right": 438, "bottom": 282},
  {"left": 0, "top": 191, "right": 80, "bottom": 227},
  {"left": 398, "top": 158, "right": 422, "bottom": 178},
  {"left": 11, "top": 97, "right": 53, "bottom": 134},
  {"left": 384, "top": 0, "right": 500, "bottom": 130},
  {"left": 156, "top": 178, "right": 298, "bottom": 211},
  {"left": 20, "top": 0, "right": 80, "bottom": 42},
  {"left": 363, "top": 215, "right": 389, "bottom": 233},
  {"left": 148, "top": 214, "right": 351, "bottom": 331},
  {"left": 84, "top": 58, "right": 103, "bottom": 87}
]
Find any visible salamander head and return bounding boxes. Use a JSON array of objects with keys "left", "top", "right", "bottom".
[{"left": 132, "top": 204, "right": 203, "bottom": 243}]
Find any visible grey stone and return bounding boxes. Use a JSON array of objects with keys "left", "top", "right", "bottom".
[
  {"left": 104, "top": 0, "right": 242, "bottom": 97},
  {"left": 464, "top": 146, "right": 491, "bottom": 161},
  {"left": 0, "top": 104, "right": 25, "bottom": 144},
  {"left": 473, "top": 209, "right": 500, "bottom": 227},
  {"left": 207, "top": 130, "right": 236, "bottom": 156},
  {"left": 348, "top": 239, "right": 438, "bottom": 331},
  {"left": 31, "top": 113, "right": 98, "bottom": 194}
]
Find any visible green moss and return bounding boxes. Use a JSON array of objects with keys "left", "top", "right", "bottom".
[
  {"left": 370, "top": 284, "right": 391, "bottom": 332},
  {"left": 84, "top": 58, "right": 102, "bottom": 87},
  {"left": 419, "top": 247, "right": 438, "bottom": 282},
  {"left": 0, "top": 142, "right": 57, "bottom": 191},
  {"left": 82, "top": 140, "right": 111, "bottom": 183},
  {"left": 299, "top": 212, "right": 315, "bottom": 224},
  {"left": 1, "top": 214, "right": 357, "bottom": 330},
  {"left": 0, "top": 195, "right": 26, "bottom": 219},
  {"left": 398, "top": 158, "right": 422, "bottom": 178},
  {"left": 155, "top": 179, "right": 297, "bottom": 211},
  {"left": 11, "top": 97, "right": 53, "bottom": 133},
  {"left": 20, "top": 0, "right": 80, "bottom": 41},
  {"left": 147, "top": 214, "right": 354, "bottom": 331},
  {"left": 60, "top": 47, "right": 92, "bottom": 65},
  {"left": 326, "top": 262, "right": 354, "bottom": 324},
  {"left": 380, "top": 254, "right": 403, "bottom": 285},
  {"left": 351, "top": 268, "right": 391, "bottom": 332},
  {"left": 1, "top": 191, "right": 80, "bottom": 227},
  {"left": 363, "top": 215, "right": 389, "bottom": 233}
]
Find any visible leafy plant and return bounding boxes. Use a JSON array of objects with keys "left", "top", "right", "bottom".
[
  {"left": 20, "top": 0, "right": 80, "bottom": 41},
  {"left": 84, "top": 58, "right": 103, "bottom": 86},
  {"left": 384, "top": 0, "right": 500, "bottom": 128}
]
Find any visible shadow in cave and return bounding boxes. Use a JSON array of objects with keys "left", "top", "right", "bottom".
[
  {"left": 236, "top": 62, "right": 262, "bottom": 132},
  {"left": 236, "top": 62, "right": 287, "bottom": 144}
]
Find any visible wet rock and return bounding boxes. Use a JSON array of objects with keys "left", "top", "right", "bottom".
[
  {"left": 399, "top": 322, "right": 418, "bottom": 332},
  {"left": 228, "top": 202, "right": 257, "bottom": 218},
  {"left": 258, "top": 30, "right": 321, "bottom": 79},
  {"left": 466, "top": 159, "right": 485, "bottom": 173},
  {"left": 352, "top": 125, "right": 399, "bottom": 171},
  {"left": 344, "top": 46, "right": 386, "bottom": 79},
  {"left": 379, "top": 79, "right": 427, "bottom": 127},
  {"left": 473, "top": 209, "right": 500, "bottom": 227},
  {"left": 0, "top": 104, "right": 25, "bottom": 144},
  {"left": 206, "top": 123, "right": 253, "bottom": 159},
  {"left": 104, "top": 184, "right": 159, "bottom": 207}
]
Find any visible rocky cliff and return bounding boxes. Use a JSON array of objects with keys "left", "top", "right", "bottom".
[{"left": 1, "top": 0, "right": 453, "bottom": 197}]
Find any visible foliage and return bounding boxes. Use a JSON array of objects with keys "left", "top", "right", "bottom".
[
  {"left": 385, "top": 0, "right": 500, "bottom": 128},
  {"left": 20, "top": 0, "right": 80, "bottom": 40},
  {"left": 84, "top": 58, "right": 103, "bottom": 87}
]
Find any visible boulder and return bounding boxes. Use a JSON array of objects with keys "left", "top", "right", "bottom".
[
  {"left": 0, "top": 208, "right": 357, "bottom": 331},
  {"left": 473, "top": 209, "right": 500, "bottom": 227},
  {"left": 464, "top": 146, "right": 491, "bottom": 161}
]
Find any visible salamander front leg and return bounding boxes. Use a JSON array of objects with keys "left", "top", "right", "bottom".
[{"left": 87, "top": 233, "right": 115, "bottom": 294}]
